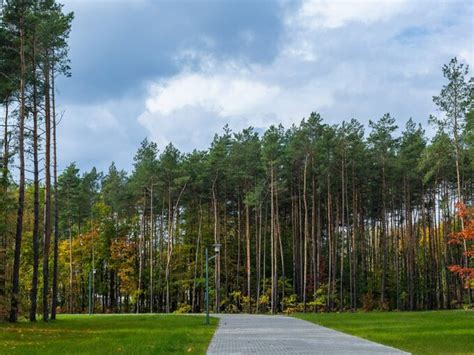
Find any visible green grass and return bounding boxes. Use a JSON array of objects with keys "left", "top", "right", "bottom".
[
  {"left": 295, "top": 310, "right": 474, "bottom": 355},
  {"left": 0, "top": 314, "right": 218, "bottom": 354}
]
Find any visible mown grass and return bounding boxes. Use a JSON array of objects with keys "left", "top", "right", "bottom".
[
  {"left": 295, "top": 310, "right": 474, "bottom": 355},
  {"left": 0, "top": 314, "right": 218, "bottom": 354}
]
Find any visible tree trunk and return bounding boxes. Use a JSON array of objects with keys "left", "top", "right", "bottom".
[
  {"left": 245, "top": 201, "right": 251, "bottom": 311},
  {"left": 340, "top": 155, "right": 345, "bottom": 310},
  {"left": 380, "top": 161, "right": 387, "bottom": 307},
  {"left": 9, "top": 15, "right": 26, "bottom": 323},
  {"left": 30, "top": 35, "right": 40, "bottom": 321},
  {"left": 302, "top": 155, "right": 309, "bottom": 311},
  {"left": 192, "top": 203, "right": 202, "bottom": 312},
  {"left": 69, "top": 224, "right": 73, "bottom": 313},
  {"left": 270, "top": 165, "right": 277, "bottom": 313},
  {"left": 311, "top": 172, "right": 317, "bottom": 306},
  {"left": 256, "top": 201, "right": 262, "bottom": 312},
  {"left": 51, "top": 64, "right": 60, "bottom": 320},
  {"left": 42, "top": 56, "right": 52, "bottom": 322},
  {"left": 138, "top": 189, "right": 146, "bottom": 313},
  {"left": 212, "top": 174, "right": 221, "bottom": 313},
  {"left": 0, "top": 99, "right": 8, "bottom": 321},
  {"left": 150, "top": 182, "right": 154, "bottom": 313}
]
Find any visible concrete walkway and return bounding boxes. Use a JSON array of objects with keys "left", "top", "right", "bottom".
[{"left": 207, "top": 314, "right": 409, "bottom": 355}]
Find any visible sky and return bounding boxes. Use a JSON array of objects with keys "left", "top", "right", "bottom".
[{"left": 56, "top": 0, "right": 474, "bottom": 173}]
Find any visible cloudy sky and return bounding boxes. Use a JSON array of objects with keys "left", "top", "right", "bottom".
[{"left": 57, "top": 0, "right": 473, "bottom": 172}]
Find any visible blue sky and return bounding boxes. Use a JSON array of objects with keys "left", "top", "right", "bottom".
[{"left": 57, "top": 0, "right": 474, "bottom": 173}]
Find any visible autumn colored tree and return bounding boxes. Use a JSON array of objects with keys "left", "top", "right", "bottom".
[{"left": 448, "top": 203, "right": 474, "bottom": 289}]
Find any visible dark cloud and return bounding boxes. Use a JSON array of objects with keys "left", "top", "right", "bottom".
[
  {"left": 56, "top": 0, "right": 473, "bottom": 173},
  {"left": 59, "top": 0, "right": 283, "bottom": 104}
]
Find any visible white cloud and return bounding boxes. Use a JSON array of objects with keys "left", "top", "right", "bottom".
[
  {"left": 137, "top": 53, "right": 337, "bottom": 151},
  {"left": 54, "top": 0, "right": 473, "bottom": 172},
  {"left": 145, "top": 73, "right": 280, "bottom": 117},
  {"left": 138, "top": 66, "right": 283, "bottom": 150},
  {"left": 135, "top": 0, "right": 472, "bottom": 153},
  {"left": 458, "top": 48, "right": 474, "bottom": 67},
  {"left": 64, "top": 0, "right": 148, "bottom": 5},
  {"left": 58, "top": 98, "right": 146, "bottom": 172},
  {"left": 289, "top": 0, "right": 408, "bottom": 30}
]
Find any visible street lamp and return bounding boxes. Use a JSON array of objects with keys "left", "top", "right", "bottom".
[{"left": 205, "top": 243, "right": 221, "bottom": 325}]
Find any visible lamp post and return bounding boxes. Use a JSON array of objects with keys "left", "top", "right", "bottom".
[{"left": 205, "top": 243, "right": 221, "bottom": 325}]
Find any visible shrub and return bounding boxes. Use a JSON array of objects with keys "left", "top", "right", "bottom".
[
  {"left": 362, "top": 292, "right": 376, "bottom": 311},
  {"left": 257, "top": 294, "right": 270, "bottom": 313},
  {"left": 225, "top": 304, "right": 239, "bottom": 313},
  {"left": 174, "top": 303, "right": 192, "bottom": 314},
  {"left": 309, "top": 286, "right": 328, "bottom": 312}
]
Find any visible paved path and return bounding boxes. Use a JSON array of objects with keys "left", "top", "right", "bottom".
[{"left": 207, "top": 314, "right": 409, "bottom": 355}]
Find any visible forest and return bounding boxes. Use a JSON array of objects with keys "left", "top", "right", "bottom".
[{"left": 0, "top": 0, "right": 473, "bottom": 323}]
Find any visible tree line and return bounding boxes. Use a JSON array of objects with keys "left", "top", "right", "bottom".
[
  {"left": 1, "top": 1, "right": 473, "bottom": 322},
  {"left": 0, "top": 0, "right": 72, "bottom": 322}
]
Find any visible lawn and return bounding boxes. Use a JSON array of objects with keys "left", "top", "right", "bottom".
[
  {"left": 0, "top": 314, "right": 218, "bottom": 354},
  {"left": 295, "top": 310, "right": 474, "bottom": 355}
]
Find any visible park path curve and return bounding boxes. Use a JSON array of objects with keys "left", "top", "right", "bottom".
[{"left": 207, "top": 314, "right": 409, "bottom": 355}]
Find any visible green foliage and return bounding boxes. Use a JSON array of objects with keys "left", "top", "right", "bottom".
[
  {"left": 174, "top": 303, "right": 192, "bottom": 314},
  {"left": 308, "top": 287, "right": 327, "bottom": 312},
  {"left": 222, "top": 290, "right": 253, "bottom": 313},
  {"left": 257, "top": 294, "right": 270, "bottom": 313},
  {"left": 2, "top": 23, "right": 474, "bottom": 321},
  {"left": 282, "top": 294, "right": 300, "bottom": 314},
  {"left": 431, "top": 57, "right": 472, "bottom": 134}
]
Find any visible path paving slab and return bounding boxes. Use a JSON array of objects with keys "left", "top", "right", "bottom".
[{"left": 207, "top": 314, "right": 409, "bottom": 355}]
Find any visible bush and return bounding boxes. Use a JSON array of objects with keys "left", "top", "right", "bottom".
[
  {"left": 225, "top": 304, "right": 239, "bottom": 313},
  {"left": 257, "top": 294, "right": 270, "bottom": 313},
  {"left": 282, "top": 294, "right": 300, "bottom": 314},
  {"left": 242, "top": 295, "right": 253, "bottom": 313},
  {"left": 308, "top": 286, "right": 328, "bottom": 312},
  {"left": 362, "top": 292, "right": 376, "bottom": 311},
  {"left": 222, "top": 291, "right": 242, "bottom": 313},
  {"left": 174, "top": 303, "right": 191, "bottom": 314},
  {"left": 378, "top": 300, "right": 390, "bottom": 311}
]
